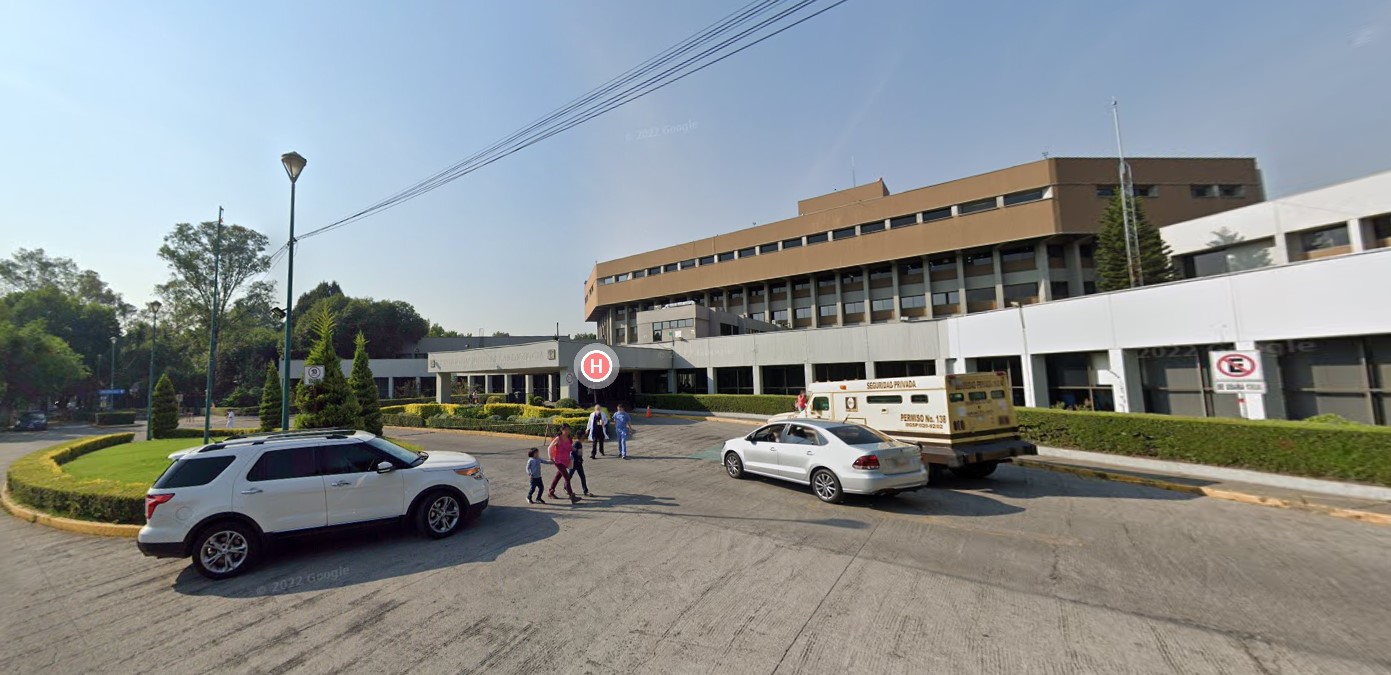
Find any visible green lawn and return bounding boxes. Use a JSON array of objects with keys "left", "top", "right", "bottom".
[{"left": 60, "top": 436, "right": 426, "bottom": 487}]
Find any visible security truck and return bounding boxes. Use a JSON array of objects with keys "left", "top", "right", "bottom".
[{"left": 771, "top": 373, "right": 1037, "bottom": 478}]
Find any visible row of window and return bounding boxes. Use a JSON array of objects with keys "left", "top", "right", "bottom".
[
  {"left": 595, "top": 187, "right": 1053, "bottom": 286},
  {"left": 1094, "top": 184, "right": 1246, "bottom": 199}
]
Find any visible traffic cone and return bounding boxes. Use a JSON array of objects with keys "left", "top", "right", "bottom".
[{"left": 645, "top": 405, "right": 651, "bottom": 418}]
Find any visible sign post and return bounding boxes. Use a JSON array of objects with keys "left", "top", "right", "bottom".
[{"left": 1209, "top": 350, "right": 1266, "bottom": 418}]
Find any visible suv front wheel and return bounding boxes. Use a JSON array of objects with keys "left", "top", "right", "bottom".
[
  {"left": 192, "top": 521, "right": 259, "bottom": 580},
  {"left": 416, "top": 490, "right": 465, "bottom": 539}
]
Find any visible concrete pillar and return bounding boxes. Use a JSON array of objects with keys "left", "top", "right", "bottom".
[
  {"left": 864, "top": 361, "right": 875, "bottom": 380},
  {"left": 558, "top": 368, "right": 577, "bottom": 402},
  {"left": 1066, "top": 240, "right": 1085, "bottom": 296},
  {"left": 667, "top": 368, "right": 678, "bottom": 394},
  {"left": 1036, "top": 244, "right": 1053, "bottom": 301},
  {"left": 1104, "top": 349, "right": 1143, "bottom": 413},
  {"left": 954, "top": 254, "right": 968, "bottom": 314},
  {"left": 860, "top": 265, "right": 870, "bottom": 325},
  {"left": 434, "top": 373, "right": 451, "bottom": 403},
  {"left": 524, "top": 374, "right": 534, "bottom": 401},
  {"left": 549, "top": 373, "right": 559, "bottom": 401},
  {"left": 922, "top": 255, "right": 936, "bottom": 319},
  {"left": 804, "top": 362, "right": 815, "bottom": 386},
  {"left": 706, "top": 366, "right": 717, "bottom": 394},
  {"left": 763, "top": 280, "right": 772, "bottom": 323},
  {"left": 890, "top": 260, "right": 901, "bottom": 320},
  {"left": 1021, "top": 355, "right": 1048, "bottom": 408},
  {"left": 1348, "top": 218, "right": 1367, "bottom": 253},
  {"left": 752, "top": 365, "right": 763, "bottom": 395},
  {"left": 387, "top": 376, "right": 395, "bottom": 398},
  {"left": 835, "top": 270, "right": 845, "bottom": 326},
  {"left": 991, "top": 247, "right": 1004, "bottom": 309}
]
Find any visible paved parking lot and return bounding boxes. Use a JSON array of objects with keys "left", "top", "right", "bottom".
[{"left": 2, "top": 419, "right": 1390, "bottom": 674}]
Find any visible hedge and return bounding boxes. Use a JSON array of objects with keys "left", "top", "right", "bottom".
[
  {"left": 382, "top": 413, "right": 426, "bottom": 428},
  {"left": 634, "top": 394, "right": 797, "bottom": 416},
  {"left": 6, "top": 433, "right": 146, "bottom": 524},
  {"left": 1017, "top": 408, "right": 1391, "bottom": 486},
  {"left": 95, "top": 412, "right": 137, "bottom": 426},
  {"left": 380, "top": 397, "right": 437, "bottom": 407},
  {"left": 381, "top": 413, "right": 592, "bottom": 438},
  {"left": 157, "top": 428, "right": 243, "bottom": 439}
]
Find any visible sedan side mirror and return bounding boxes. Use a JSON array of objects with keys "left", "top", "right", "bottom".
[{"left": 376, "top": 461, "right": 395, "bottom": 474}]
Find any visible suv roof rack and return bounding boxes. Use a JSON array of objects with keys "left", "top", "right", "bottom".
[{"left": 199, "top": 428, "right": 360, "bottom": 452}]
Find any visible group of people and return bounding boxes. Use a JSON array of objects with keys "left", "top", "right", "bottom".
[{"left": 525, "top": 403, "right": 633, "bottom": 505}]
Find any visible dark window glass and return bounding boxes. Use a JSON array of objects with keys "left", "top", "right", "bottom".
[
  {"left": 865, "top": 395, "right": 903, "bottom": 404},
  {"left": 782, "top": 237, "right": 803, "bottom": 249},
  {"left": 1371, "top": 214, "right": 1391, "bottom": 240},
  {"left": 928, "top": 256, "right": 956, "bottom": 271},
  {"left": 647, "top": 267, "right": 662, "bottom": 276},
  {"left": 900, "top": 261, "right": 923, "bottom": 274},
  {"left": 1191, "top": 185, "right": 1215, "bottom": 198},
  {"left": 1083, "top": 281, "right": 1098, "bottom": 294},
  {"left": 750, "top": 425, "right": 781, "bottom": 443},
  {"left": 901, "top": 295, "right": 926, "bottom": 309},
  {"left": 812, "top": 397, "right": 829, "bottom": 411},
  {"left": 827, "top": 425, "right": 893, "bottom": 445},
  {"left": 699, "top": 255, "right": 714, "bottom": 266},
  {"left": 1079, "top": 244, "right": 1094, "bottom": 260},
  {"left": 890, "top": 214, "right": 916, "bottom": 228},
  {"left": 966, "top": 288, "right": 995, "bottom": 303},
  {"left": 738, "top": 247, "right": 755, "bottom": 258},
  {"left": 154, "top": 456, "right": 235, "bottom": 489},
  {"left": 832, "top": 226, "right": 857, "bottom": 240},
  {"left": 750, "top": 287, "right": 765, "bottom": 296},
  {"left": 793, "top": 280, "right": 810, "bottom": 291},
  {"left": 861, "top": 221, "right": 885, "bottom": 234},
  {"left": 321, "top": 443, "right": 386, "bottom": 475},
  {"left": 931, "top": 291, "right": 959, "bottom": 306},
  {"left": 843, "top": 301, "right": 864, "bottom": 314},
  {"left": 1096, "top": 185, "right": 1116, "bottom": 197},
  {"left": 718, "top": 251, "right": 735, "bottom": 262},
  {"left": 1050, "top": 281, "right": 1070, "bottom": 299},
  {"left": 599, "top": 276, "right": 615, "bottom": 286},
  {"left": 1004, "top": 282, "right": 1037, "bottom": 302},
  {"left": 964, "top": 252, "right": 993, "bottom": 267},
  {"left": 922, "top": 207, "right": 952, "bottom": 222},
  {"left": 632, "top": 269, "right": 646, "bottom": 279},
  {"left": 949, "top": 393, "right": 965, "bottom": 402},
  {"left": 760, "top": 243, "right": 779, "bottom": 254},
  {"left": 869, "top": 267, "right": 892, "bottom": 280},
  {"left": 1133, "top": 185, "right": 1157, "bottom": 198},
  {"left": 248, "top": 447, "right": 319, "bottom": 482},
  {"left": 969, "top": 391, "right": 988, "bottom": 401},
  {"left": 1003, "top": 188, "right": 1045, "bottom": 206},
  {"left": 1300, "top": 226, "right": 1350, "bottom": 250},
  {"left": 807, "top": 232, "right": 829, "bottom": 244},
  {"left": 1219, "top": 184, "right": 1245, "bottom": 198},
  {"left": 959, "top": 198, "right": 997, "bottom": 214},
  {"left": 663, "top": 263, "right": 678, "bottom": 273},
  {"left": 1047, "top": 244, "right": 1065, "bottom": 258},
  {"left": 911, "top": 394, "right": 929, "bottom": 403},
  {"left": 817, "top": 276, "right": 836, "bottom": 288},
  {"left": 771, "top": 283, "right": 787, "bottom": 294},
  {"left": 991, "top": 390, "right": 1006, "bottom": 399},
  {"left": 1000, "top": 246, "right": 1034, "bottom": 262},
  {"left": 679, "top": 259, "right": 696, "bottom": 269}
]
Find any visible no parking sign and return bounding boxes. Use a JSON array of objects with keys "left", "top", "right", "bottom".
[{"left": 1209, "top": 351, "right": 1266, "bottom": 393}]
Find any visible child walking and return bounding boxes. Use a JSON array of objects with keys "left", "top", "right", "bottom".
[{"left": 525, "top": 448, "right": 550, "bottom": 504}]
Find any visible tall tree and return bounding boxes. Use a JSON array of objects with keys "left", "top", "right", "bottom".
[
  {"left": 0, "top": 312, "right": 88, "bottom": 411},
  {"left": 150, "top": 373, "right": 180, "bottom": 438},
  {"left": 258, "top": 361, "right": 282, "bottom": 432},
  {"left": 293, "top": 280, "right": 343, "bottom": 318},
  {"left": 349, "top": 332, "right": 382, "bottom": 435},
  {"left": 427, "top": 322, "right": 463, "bottom": 338},
  {"left": 294, "top": 305, "right": 359, "bottom": 429},
  {"left": 155, "top": 221, "right": 270, "bottom": 338},
  {"left": 1094, "top": 194, "right": 1175, "bottom": 292},
  {"left": 0, "top": 247, "right": 130, "bottom": 312},
  {"left": 293, "top": 291, "right": 429, "bottom": 359}
]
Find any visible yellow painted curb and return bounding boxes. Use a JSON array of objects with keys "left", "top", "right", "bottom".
[
  {"left": 1015, "top": 459, "right": 1391, "bottom": 527},
  {"left": 1, "top": 484, "right": 141, "bottom": 538}
]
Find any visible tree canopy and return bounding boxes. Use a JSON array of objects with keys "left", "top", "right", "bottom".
[{"left": 1094, "top": 194, "right": 1175, "bottom": 292}]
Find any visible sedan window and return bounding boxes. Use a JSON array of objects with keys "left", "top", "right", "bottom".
[
  {"left": 749, "top": 425, "right": 783, "bottom": 443},
  {"left": 782, "top": 425, "right": 822, "bottom": 445},
  {"left": 827, "top": 425, "right": 894, "bottom": 446}
]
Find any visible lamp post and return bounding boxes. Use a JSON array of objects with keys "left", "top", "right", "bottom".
[
  {"left": 280, "top": 151, "right": 307, "bottom": 431},
  {"left": 1009, "top": 300, "right": 1030, "bottom": 407},
  {"left": 109, "top": 335, "right": 117, "bottom": 410},
  {"left": 203, "top": 206, "right": 224, "bottom": 444},
  {"left": 145, "top": 301, "right": 162, "bottom": 440}
]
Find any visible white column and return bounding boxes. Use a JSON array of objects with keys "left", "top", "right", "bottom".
[
  {"left": 706, "top": 366, "right": 717, "bottom": 394},
  {"left": 1233, "top": 341, "right": 1283, "bottom": 420},
  {"left": 1022, "top": 355, "right": 1048, "bottom": 408},
  {"left": 890, "top": 260, "right": 901, "bottom": 320},
  {"left": 667, "top": 369, "right": 678, "bottom": 394},
  {"left": 525, "top": 374, "right": 534, "bottom": 401},
  {"left": 804, "top": 362, "right": 815, "bottom": 387},
  {"left": 1348, "top": 218, "right": 1367, "bottom": 253},
  {"left": 752, "top": 365, "right": 763, "bottom": 395},
  {"left": 434, "top": 373, "right": 451, "bottom": 403},
  {"left": 864, "top": 361, "right": 875, "bottom": 380},
  {"left": 558, "top": 368, "right": 577, "bottom": 401},
  {"left": 835, "top": 271, "right": 845, "bottom": 326},
  {"left": 1104, "top": 349, "right": 1142, "bottom": 413},
  {"left": 387, "top": 376, "right": 395, "bottom": 398}
]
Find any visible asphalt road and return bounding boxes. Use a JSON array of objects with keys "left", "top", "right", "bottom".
[{"left": 2, "top": 420, "right": 1389, "bottom": 674}]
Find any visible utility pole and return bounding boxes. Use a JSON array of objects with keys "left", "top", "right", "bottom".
[
  {"left": 203, "top": 207, "right": 223, "bottom": 443},
  {"left": 1111, "top": 99, "right": 1140, "bottom": 288}
]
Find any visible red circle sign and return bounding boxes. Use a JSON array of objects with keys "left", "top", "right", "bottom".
[
  {"left": 1216, "top": 354, "right": 1256, "bottom": 378},
  {"left": 579, "top": 350, "right": 613, "bottom": 384}
]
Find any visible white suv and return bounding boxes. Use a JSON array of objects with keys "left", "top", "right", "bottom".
[{"left": 137, "top": 429, "right": 490, "bottom": 579}]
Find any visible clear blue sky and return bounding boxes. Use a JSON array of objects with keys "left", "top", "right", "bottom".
[{"left": 2, "top": 1, "right": 1388, "bottom": 335}]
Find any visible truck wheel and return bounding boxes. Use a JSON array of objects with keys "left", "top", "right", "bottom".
[
  {"left": 950, "top": 461, "right": 999, "bottom": 479},
  {"left": 927, "top": 464, "right": 949, "bottom": 483}
]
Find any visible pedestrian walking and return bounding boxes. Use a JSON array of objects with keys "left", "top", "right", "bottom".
[
  {"left": 586, "top": 404, "right": 609, "bottom": 458},
  {"left": 227, "top": 409, "right": 236, "bottom": 428},
  {"left": 568, "top": 437, "right": 592, "bottom": 496},
  {"left": 613, "top": 404, "right": 632, "bottom": 459},
  {"left": 525, "top": 448, "right": 551, "bottom": 504},
  {"left": 795, "top": 390, "right": 808, "bottom": 417},
  {"left": 547, "top": 425, "right": 581, "bottom": 503}
]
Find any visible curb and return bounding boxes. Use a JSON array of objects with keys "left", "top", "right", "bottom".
[
  {"left": 1, "top": 484, "right": 141, "bottom": 538},
  {"left": 1015, "top": 459, "right": 1391, "bottom": 527}
]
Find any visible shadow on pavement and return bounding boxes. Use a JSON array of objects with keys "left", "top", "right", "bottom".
[
  {"left": 170, "top": 505, "right": 559, "bottom": 598},
  {"left": 946, "top": 464, "right": 1202, "bottom": 501}
]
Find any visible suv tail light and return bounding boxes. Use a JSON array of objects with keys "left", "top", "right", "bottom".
[
  {"left": 145, "top": 493, "right": 174, "bottom": 520},
  {"left": 852, "top": 455, "right": 880, "bottom": 470}
]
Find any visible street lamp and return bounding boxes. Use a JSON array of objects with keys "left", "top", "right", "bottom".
[
  {"left": 280, "top": 151, "right": 307, "bottom": 431},
  {"left": 109, "top": 335, "right": 117, "bottom": 410},
  {"left": 145, "top": 301, "right": 162, "bottom": 440}
]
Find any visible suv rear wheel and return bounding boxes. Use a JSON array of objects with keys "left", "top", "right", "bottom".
[
  {"left": 416, "top": 490, "right": 465, "bottom": 539},
  {"left": 191, "top": 521, "right": 258, "bottom": 580}
]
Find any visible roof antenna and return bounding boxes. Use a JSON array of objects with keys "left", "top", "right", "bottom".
[{"left": 851, "top": 155, "right": 857, "bottom": 187}]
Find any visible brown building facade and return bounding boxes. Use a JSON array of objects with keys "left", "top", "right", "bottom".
[{"left": 585, "top": 157, "right": 1263, "bottom": 345}]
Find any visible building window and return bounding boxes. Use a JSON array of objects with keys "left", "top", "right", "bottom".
[
  {"left": 718, "top": 251, "right": 735, "bottom": 262},
  {"left": 632, "top": 269, "right": 646, "bottom": 279},
  {"left": 783, "top": 237, "right": 803, "bottom": 249},
  {"left": 698, "top": 255, "right": 714, "bottom": 266},
  {"left": 770, "top": 283, "right": 787, "bottom": 294},
  {"left": 870, "top": 298, "right": 894, "bottom": 312},
  {"left": 976, "top": 355, "right": 1025, "bottom": 406},
  {"left": 738, "top": 247, "right": 755, "bottom": 258},
  {"left": 750, "top": 312, "right": 764, "bottom": 322},
  {"left": 795, "top": 306, "right": 812, "bottom": 319},
  {"left": 1370, "top": 214, "right": 1391, "bottom": 245},
  {"left": 719, "top": 322, "right": 739, "bottom": 336},
  {"left": 599, "top": 276, "right": 615, "bottom": 285},
  {"left": 922, "top": 207, "right": 952, "bottom": 222},
  {"left": 1132, "top": 185, "right": 1157, "bottom": 198},
  {"left": 647, "top": 266, "right": 662, "bottom": 276},
  {"left": 807, "top": 232, "right": 829, "bottom": 245},
  {"left": 759, "top": 242, "right": 780, "bottom": 254},
  {"left": 1218, "top": 184, "right": 1245, "bottom": 198},
  {"left": 772, "top": 309, "right": 788, "bottom": 322},
  {"left": 616, "top": 273, "right": 630, "bottom": 282},
  {"left": 663, "top": 263, "right": 678, "bottom": 273},
  {"left": 1046, "top": 352, "right": 1115, "bottom": 411},
  {"left": 869, "top": 267, "right": 892, "bottom": 281},
  {"left": 1004, "top": 282, "right": 1037, "bottom": 304},
  {"left": 861, "top": 221, "right": 886, "bottom": 234},
  {"left": 1003, "top": 188, "right": 1046, "bottom": 206},
  {"left": 1050, "top": 281, "right": 1070, "bottom": 299},
  {"left": 901, "top": 295, "right": 926, "bottom": 309},
  {"left": 750, "top": 287, "right": 765, "bottom": 297},
  {"left": 793, "top": 279, "right": 811, "bottom": 291},
  {"left": 1191, "top": 184, "right": 1216, "bottom": 198},
  {"left": 928, "top": 255, "right": 956, "bottom": 272},
  {"left": 965, "top": 288, "right": 995, "bottom": 304},
  {"left": 841, "top": 271, "right": 860, "bottom": 284},
  {"left": 715, "top": 367, "right": 754, "bottom": 395},
  {"left": 679, "top": 259, "right": 696, "bottom": 270},
  {"left": 900, "top": 260, "right": 923, "bottom": 275},
  {"left": 1299, "top": 225, "right": 1350, "bottom": 252},
  {"left": 817, "top": 276, "right": 836, "bottom": 289},
  {"left": 1079, "top": 244, "right": 1094, "bottom": 262},
  {"left": 931, "top": 291, "right": 959, "bottom": 306},
  {"left": 1096, "top": 185, "right": 1116, "bottom": 197},
  {"left": 958, "top": 197, "right": 997, "bottom": 215},
  {"left": 1083, "top": 281, "right": 1097, "bottom": 294},
  {"left": 875, "top": 360, "right": 935, "bottom": 378},
  {"left": 890, "top": 214, "right": 916, "bottom": 228},
  {"left": 964, "top": 251, "right": 994, "bottom": 271},
  {"left": 813, "top": 362, "right": 866, "bottom": 383},
  {"left": 819, "top": 304, "right": 836, "bottom": 317},
  {"left": 1000, "top": 246, "right": 1034, "bottom": 263},
  {"left": 832, "top": 226, "right": 857, "bottom": 241},
  {"left": 843, "top": 301, "right": 864, "bottom": 314},
  {"left": 760, "top": 365, "right": 807, "bottom": 396},
  {"left": 1281, "top": 335, "right": 1390, "bottom": 425},
  {"left": 729, "top": 291, "right": 743, "bottom": 304}
]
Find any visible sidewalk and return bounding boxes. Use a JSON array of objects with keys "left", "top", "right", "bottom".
[{"left": 1019, "top": 447, "right": 1391, "bottom": 525}]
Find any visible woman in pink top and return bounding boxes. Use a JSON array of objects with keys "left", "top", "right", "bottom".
[{"left": 547, "top": 425, "right": 581, "bottom": 503}]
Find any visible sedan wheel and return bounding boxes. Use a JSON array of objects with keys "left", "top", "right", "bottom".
[
  {"left": 811, "top": 469, "right": 844, "bottom": 504},
  {"left": 192, "top": 522, "right": 257, "bottom": 580},
  {"left": 724, "top": 451, "right": 746, "bottom": 479},
  {"left": 418, "top": 492, "right": 464, "bottom": 539}
]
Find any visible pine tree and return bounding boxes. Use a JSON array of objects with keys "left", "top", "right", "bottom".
[
  {"left": 1094, "top": 193, "right": 1176, "bottom": 291},
  {"left": 151, "top": 373, "right": 179, "bottom": 439},
  {"left": 258, "top": 361, "right": 281, "bottom": 432},
  {"left": 348, "top": 331, "right": 382, "bottom": 435},
  {"left": 293, "top": 305, "right": 360, "bottom": 429}
]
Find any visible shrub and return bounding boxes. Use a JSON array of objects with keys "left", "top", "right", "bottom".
[
  {"left": 382, "top": 413, "right": 426, "bottom": 428},
  {"left": 403, "top": 403, "right": 445, "bottom": 418},
  {"left": 486, "top": 395, "right": 505, "bottom": 405},
  {"left": 150, "top": 374, "right": 180, "bottom": 438},
  {"left": 6, "top": 433, "right": 146, "bottom": 524},
  {"left": 556, "top": 397, "right": 579, "bottom": 409},
  {"left": 380, "top": 397, "right": 436, "bottom": 407},
  {"left": 634, "top": 393, "right": 797, "bottom": 417},
  {"left": 259, "top": 361, "right": 282, "bottom": 432},
  {"left": 349, "top": 332, "right": 383, "bottom": 435},
  {"left": 529, "top": 395, "right": 544, "bottom": 406},
  {"left": 157, "top": 428, "right": 243, "bottom": 439},
  {"left": 1017, "top": 408, "right": 1391, "bottom": 485},
  {"left": 484, "top": 403, "right": 523, "bottom": 419},
  {"left": 94, "top": 412, "right": 136, "bottom": 426},
  {"left": 1302, "top": 413, "right": 1363, "bottom": 426},
  {"left": 294, "top": 305, "right": 360, "bottom": 430}
]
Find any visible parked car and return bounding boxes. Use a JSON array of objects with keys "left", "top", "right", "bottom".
[
  {"left": 721, "top": 419, "right": 928, "bottom": 503},
  {"left": 137, "top": 429, "right": 490, "bottom": 580},
  {"left": 12, "top": 411, "right": 48, "bottom": 431}
]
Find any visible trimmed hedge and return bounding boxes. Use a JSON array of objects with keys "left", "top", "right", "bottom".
[
  {"left": 483, "top": 403, "right": 524, "bottom": 419},
  {"left": 634, "top": 393, "right": 797, "bottom": 416},
  {"left": 157, "top": 428, "right": 243, "bottom": 439},
  {"left": 381, "top": 413, "right": 592, "bottom": 438},
  {"left": 1017, "top": 408, "right": 1391, "bottom": 486},
  {"left": 382, "top": 413, "right": 426, "bottom": 428},
  {"left": 380, "top": 397, "right": 437, "bottom": 407},
  {"left": 95, "top": 412, "right": 137, "bottom": 426},
  {"left": 6, "top": 433, "right": 146, "bottom": 524}
]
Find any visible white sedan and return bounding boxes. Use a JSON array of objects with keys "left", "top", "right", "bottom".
[{"left": 721, "top": 419, "right": 928, "bottom": 503}]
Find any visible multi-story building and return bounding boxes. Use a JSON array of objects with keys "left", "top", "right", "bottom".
[{"left": 584, "top": 157, "right": 1265, "bottom": 344}]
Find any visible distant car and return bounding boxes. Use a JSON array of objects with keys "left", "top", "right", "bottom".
[
  {"left": 137, "top": 429, "right": 490, "bottom": 580},
  {"left": 721, "top": 419, "right": 928, "bottom": 503},
  {"left": 12, "top": 411, "right": 48, "bottom": 431}
]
